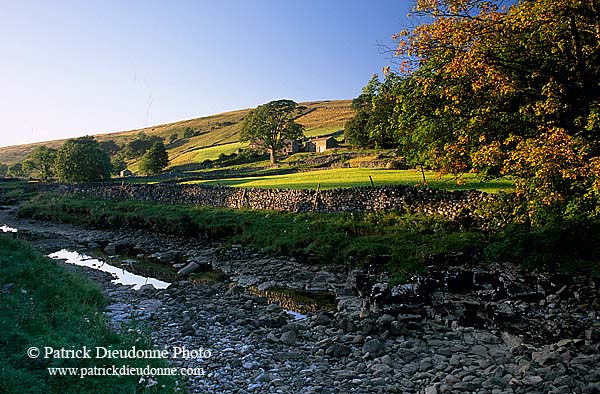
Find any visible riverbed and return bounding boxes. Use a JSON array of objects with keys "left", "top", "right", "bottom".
[{"left": 2, "top": 204, "right": 600, "bottom": 393}]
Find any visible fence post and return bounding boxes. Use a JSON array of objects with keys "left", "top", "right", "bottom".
[{"left": 312, "top": 183, "right": 321, "bottom": 211}]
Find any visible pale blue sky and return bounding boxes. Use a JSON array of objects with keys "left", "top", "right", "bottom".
[{"left": 0, "top": 0, "right": 412, "bottom": 148}]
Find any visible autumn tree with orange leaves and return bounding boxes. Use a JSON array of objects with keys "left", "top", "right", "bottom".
[{"left": 390, "top": 0, "right": 600, "bottom": 223}]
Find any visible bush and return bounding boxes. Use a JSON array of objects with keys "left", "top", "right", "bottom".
[{"left": 486, "top": 219, "right": 600, "bottom": 274}]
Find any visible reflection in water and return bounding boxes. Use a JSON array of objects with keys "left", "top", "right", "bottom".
[
  {"left": 286, "top": 310, "right": 308, "bottom": 321},
  {"left": 249, "top": 286, "right": 336, "bottom": 316},
  {"left": 49, "top": 249, "right": 170, "bottom": 290},
  {"left": 0, "top": 224, "right": 18, "bottom": 233}
]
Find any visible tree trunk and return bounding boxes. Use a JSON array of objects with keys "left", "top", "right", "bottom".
[{"left": 269, "top": 148, "right": 276, "bottom": 165}]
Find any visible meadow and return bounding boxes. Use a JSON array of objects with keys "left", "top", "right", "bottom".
[{"left": 185, "top": 168, "right": 513, "bottom": 193}]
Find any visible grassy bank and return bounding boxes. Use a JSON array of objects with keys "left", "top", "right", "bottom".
[
  {"left": 18, "top": 193, "right": 485, "bottom": 277},
  {"left": 0, "top": 180, "right": 37, "bottom": 203},
  {"left": 0, "top": 235, "right": 177, "bottom": 394},
  {"left": 17, "top": 191, "right": 600, "bottom": 276}
]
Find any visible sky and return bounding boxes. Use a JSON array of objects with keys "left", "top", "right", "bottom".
[{"left": 0, "top": 0, "right": 413, "bottom": 148}]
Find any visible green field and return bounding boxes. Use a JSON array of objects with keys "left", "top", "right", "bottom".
[
  {"left": 167, "top": 142, "right": 247, "bottom": 167},
  {"left": 185, "top": 168, "right": 513, "bottom": 193},
  {"left": 304, "top": 126, "right": 343, "bottom": 138}
]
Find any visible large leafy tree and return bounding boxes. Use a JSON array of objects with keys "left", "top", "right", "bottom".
[
  {"left": 54, "top": 136, "right": 111, "bottom": 182},
  {"left": 240, "top": 99, "right": 305, "bottom": 164},
  {"left": 138, "top": 141, "right": 169, "bottom": 175},
  {"left": 22, "top": 146, "right": 57, "bottom": 181},
  {"left": 393, "top": 0, "right": 600, "bottom": 222},
  {"left": 345, "top": 75, "right": 380, "bottom": 148},
  {"left": 345, "top": 73, "right": 403, "bottom": 149}
]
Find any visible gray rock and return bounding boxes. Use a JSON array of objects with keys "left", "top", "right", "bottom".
[
  {"left": 280, "top": 330, "right": 297, "bottom": 346},
  {"left": 425, "top": 386, "right": 438, "bottom": 394},
  {"left": 326, "top": 343, "right": 351, "bottom": 358},
  {"left": 532, "top": 350, "right": 557, "bottom": 366},
  {"left": 104, "top": 243, "right": 117, "bottom": 255},
  {"left": 257, "top": 281, "right": 277, "bottom": 291},
  {"left": 377, "top": 314, "right": 395, "bottom": 327},
  {"left": 501, "top": 331, "right": 523, "bottom": 349},
  {"left": 267, "top": 332, "right": 279, "bottom": 342},
  {"left": 362, "top": 338, "right": 384, "bottom": 356},
  {"left": 389, "top": 321, "right": 407, "bottom": 336},
  {"left": 475, "top": 331, "right": 501, "bottom": 344},
  {"left": 177, "top": 261, "right": 201, "bottom": 275},
  {"left": 522, "top": 375, "right": 544, "bottom": 386},
  {"left": 266, "top": 303, "right": 282, "bottom": 313},
  {"left": 138, "top": 284, "right": 156, "bottom": 293}
]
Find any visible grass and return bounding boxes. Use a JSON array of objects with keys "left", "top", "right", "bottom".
[
  {"left": 168, "top": 142, "right": 247, "bottom": 167},
  {"left": 304, "top": 126, "right": 343, "bottom": 138},
  {"left": 0, "top": 180, "right": 39, "bottom": 203},
  {"left": 17, "top": 193, "right": 485, "bottom": 276},
  {"left": 184, "top": 168, "right": 514, "bottom": 193},
  {"left": 0, "top": 235, "right": 177, "bottom": 394}
]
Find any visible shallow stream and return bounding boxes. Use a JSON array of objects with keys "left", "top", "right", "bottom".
[{"left": 49, "top": 249, "right": 171, "bottom": 290}]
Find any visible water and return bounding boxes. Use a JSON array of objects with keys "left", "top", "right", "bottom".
[
  {"left": 0, "top": 224, "right": 17, "bottom": 233},
  {"left": 249, "top": 286, "right": 336, "bottom": 316},
  {"left": 49, "top": 249, "right": 170, "bottom": 290},
  {"left": 286, "top": 310, "right": 307, "bottom": 321}
]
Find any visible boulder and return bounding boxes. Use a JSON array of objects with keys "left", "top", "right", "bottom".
[
  {"left": 362, "top": 338, "right": 384, "bottom": 356},
  {"left": 177, "top": 261, "right": 201, "bottom": 276}
]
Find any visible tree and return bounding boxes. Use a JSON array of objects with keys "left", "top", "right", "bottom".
[
  {"left": 345, "top": 75, "right": 380, "bottom": 148},
  {"left": 138, "top": 141, "right": 169, "bottom": 175},
  {"left": 183, "top": 127, "right": 195, "bottom": 139},
  {"left": 391, "top": 0, "right": 600, "bottom": 222},
  {"left": 22, "top": 146, "right": 57, "bottom": 181},
  {"left": 0, "top": 163, "right": 8, "bottom": 178},
  {"left": 240, "top": 99, "right": 305, "bottom": 164},
  {"left": 123, "top": 133, "right": 163, "bottom": 159},
  {"left": 6, "top": 163, "right": 25, "bottom": 178},
  {"left": 99, "top": 140, "right": 120, "bottom": 156},
  {"left": 345, "top": 73, "right": 405, "bottom": 149},
  {"left": 110, "top": 155, "right": 127, "bottom": 176},
  {"left": 54, "top": 136, "right": 111, "bottom": 182}
]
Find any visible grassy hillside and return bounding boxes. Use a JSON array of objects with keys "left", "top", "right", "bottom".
[{"left": 0, "top": 100, "right": 353, "bottom": 167}]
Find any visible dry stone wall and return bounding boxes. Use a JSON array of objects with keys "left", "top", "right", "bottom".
[{"left": 55, "top": 183, "right": 496, "bottom": 224}]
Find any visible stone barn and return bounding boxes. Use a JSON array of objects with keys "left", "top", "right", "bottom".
[
  {"left": 309, "top": 136, "right": 338, "bottom": 153},
  {"left": 280, "top": 139, "right": 302, "bottom": 155}
]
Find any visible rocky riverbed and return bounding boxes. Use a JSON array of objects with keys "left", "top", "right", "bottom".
[{"left": 2, "top": 205, "right": 600, "bottom": 393}]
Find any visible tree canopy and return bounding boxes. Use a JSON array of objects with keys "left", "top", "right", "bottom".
[
  {"left": 22, "top": 146, "right": 57, "bottom": 181},
  {"left": 240, "top": 99, "right": 305, "bottom": 164},
  {"left": 54, "top": 136, "right": 111, "bottom": 183},
  {"left": 123, "top": 133, "right": 163, "bottom": 160},
  {"left": 138, "top": 141, "right": 169, "bottom": 175},
  {"left": 6, "top": 163, "right": 24, "bottom": 179},
  {"left": 360, "top": 0, "right": 600, "bottom": 223}
]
